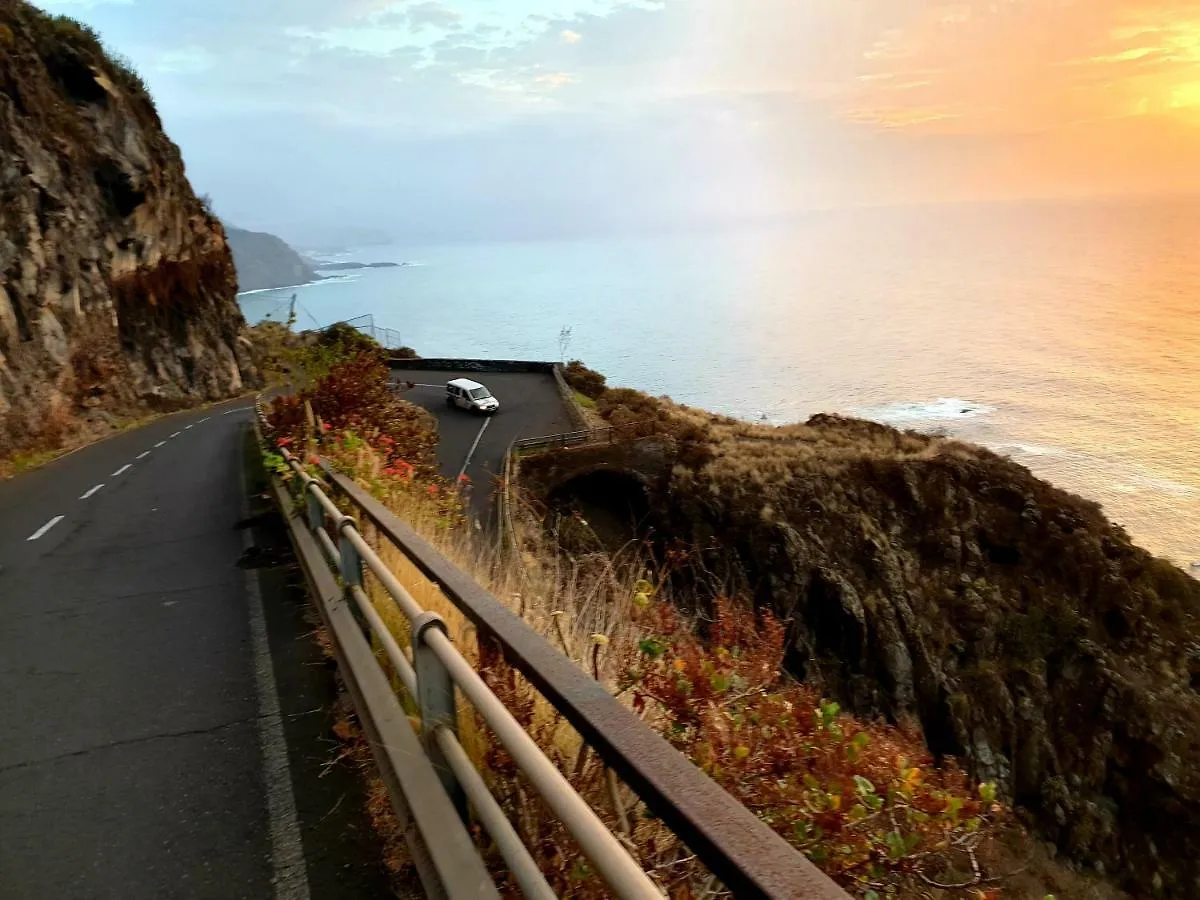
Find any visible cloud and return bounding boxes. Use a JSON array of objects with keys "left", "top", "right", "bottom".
[
  {"left": 533, "top": 72, "right": 578, "bottom": 89},
  {"left": 36, "top": 0, "right": 1200, "bottom": 242},
  {"left": 406, "top": 1, "right": 463, "bottom": 33},
  {"left": 845, "top": 0, "right": 1200, "bottom": 132}
]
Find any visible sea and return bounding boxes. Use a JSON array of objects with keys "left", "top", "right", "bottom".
[{"left": 239, "top": 196, "right": 1200, "bottom": 573}]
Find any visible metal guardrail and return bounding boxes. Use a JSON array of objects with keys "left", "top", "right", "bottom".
[
  {"left": 255, "top": 397, "right": 849, "bottom": 899},
  {"left": 512, "top": 420, "right": 659, "bottom": 455},
  {"left": 323, "top": 314, "right": 406, "bottom": 350}
]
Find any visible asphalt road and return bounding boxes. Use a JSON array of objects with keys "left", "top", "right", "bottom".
[
  {"left": 0, "top": 400, "right": 393, "bottom": 899},
  {"left": 393, "top": 369, "right": 574, "bottom": 521}
]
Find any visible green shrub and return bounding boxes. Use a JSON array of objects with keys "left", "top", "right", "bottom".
[
  {"left": 267, "top": 351, "right": 438, "bottom": 476},
  {"left": 563, "top": 360, "right": 607, "bottom": 399},
  {"left": 621, "top": 596, "right": 1007, "bottom": 892}
]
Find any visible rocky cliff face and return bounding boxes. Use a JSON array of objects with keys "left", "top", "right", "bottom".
[
  {"left": 526, "top": 381, "right": 1200, "bottom": 896},
  {"left": 662, "top": 416, "right": 1200, "bottom": 895},
  {"left": 226, "top": 226, "right": 317, "bottom": 293},
  {"left": 0, "top": 3, "right": 254, "bottom": 456}
]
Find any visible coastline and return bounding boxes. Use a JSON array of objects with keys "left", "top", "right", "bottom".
[
  {"left": 236, "top": 273, "right": 366, "bottom": 298},
  {"left": 236, "top": 279, "right": 322, "bottom": 297}
]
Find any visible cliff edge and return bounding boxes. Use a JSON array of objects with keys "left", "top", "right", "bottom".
[
  {"left": 0, "top": 2, "right": 254, "bottom": 457},
  {"left": 226, "top": 226, "right": 317, "bottom": 293},
  {"left": 535, "top": 369, "right": 1200, "bottom": 896}
]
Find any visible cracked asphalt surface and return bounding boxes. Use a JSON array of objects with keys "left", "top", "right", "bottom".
[{"left": 0, "top": 399, "right": 393, "bottom": 899}]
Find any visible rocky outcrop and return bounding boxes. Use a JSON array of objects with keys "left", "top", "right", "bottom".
[
  {"left": 226, "top": 226, "right": 317, "bottom": 293},
  {"left": 659, "top": 415, "right": 1200, "bottom": 895},
  {"left": 0, "top": 2, "right": 255, "bottom": 456},
  {"left": 523, "top": 387, "right": 1200, "bottom": 896}
]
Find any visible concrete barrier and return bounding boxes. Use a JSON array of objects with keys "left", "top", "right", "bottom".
[{"left": 387, "top": 357, "right": 555, "bottom": 374}]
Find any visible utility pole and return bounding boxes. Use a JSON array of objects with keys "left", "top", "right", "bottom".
[{"left": 287, "top": 294, "right": 297, "bottom": 329}]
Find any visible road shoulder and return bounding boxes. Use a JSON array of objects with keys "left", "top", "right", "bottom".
[{"left": 239, "top": 429, "right": 416, "bottom": 898}]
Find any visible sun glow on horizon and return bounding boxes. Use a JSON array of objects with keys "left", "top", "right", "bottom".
[{"left": 760, "top": 1, "right": 1200, "bottom": 202}]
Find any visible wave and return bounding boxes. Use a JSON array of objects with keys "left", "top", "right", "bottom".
[
  {"left": 856, "top": 398, "right": 997, "bottom": 424},
  {"left": 236, "top": 280, "right": 320, "bottom": 298},
  {"left": 236, "top": 275, "right": 362, "bottom": 298},
  {"left": 991, "top": 441, "right": 1076, "bottom": 459},
  {"left": 309, "top": 274, "right": 362, "bottom": 286},
  {"left": 1113, "top": 474, "right": 1198, "bottom": 499}
]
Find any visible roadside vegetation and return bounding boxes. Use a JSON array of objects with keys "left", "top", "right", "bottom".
[
  {"left": 259, "top": 341, "right": 1105, "bottom": 899},
  {"left": 6, "top": 4, "right": 155, "bottom": 112}
]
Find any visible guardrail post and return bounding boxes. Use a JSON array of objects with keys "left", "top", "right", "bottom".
[
  {"left": 305, "top": 482, "right": 324, "bottom": 533},
  {"left": 335, "top": 516, "right": 363, "bottom": 589},
  {"left": 412, "top": 611, "right": 467, "bottom": 822}
]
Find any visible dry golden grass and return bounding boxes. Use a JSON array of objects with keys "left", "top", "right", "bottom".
[
  {"left": 302, "top": 411, "right": 1127, "bottom": 899},
  {"left": 319, "top": 438, "right": 707, "bottom": 894}
]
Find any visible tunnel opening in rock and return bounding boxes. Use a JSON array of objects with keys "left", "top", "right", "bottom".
[{"left": 546, "top": 469, "right": 652, "bottom": 553}]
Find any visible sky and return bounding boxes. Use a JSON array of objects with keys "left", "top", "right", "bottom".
[{"left": 33, "top": 0, "right": 1200, "bottom": 244}]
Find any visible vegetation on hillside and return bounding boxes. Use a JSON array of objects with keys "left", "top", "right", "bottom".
[
  {"left": 266, "top": 334, "right": 438, "bottom": 481},
  {"left": 2, "top": 4, "right": 154, "bottom": 116},
  {"left": 558, "top": 361, "right": 1199, "bottom": 897},
  {"left": 259, "top": 345, "right": 1110, "bottom": 898}
]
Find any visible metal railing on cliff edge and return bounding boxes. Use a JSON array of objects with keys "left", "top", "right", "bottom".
[{"left": 254, "top": 395, "right": 849, "bottom": 900}]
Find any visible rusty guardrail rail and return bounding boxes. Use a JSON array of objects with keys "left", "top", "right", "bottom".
[
  {"left": 512, "top": 420, "right": 659, "bottom": 455},
  {"left": 255, "top": 397, "right": 848, "bottom": 899},
  {"left": 502, "top": 419, "right": 658, "bottom": 561}
]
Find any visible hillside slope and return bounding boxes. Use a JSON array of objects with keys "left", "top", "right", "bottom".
[
  {"left": 226, "top": 226, "right": 317, "bottom": 293},
  {"left": 534, "top": 371, "right": 1200, "bottom": 896},
  {"left": 0, "top": 2, "right": 254, "bottom": 456}
]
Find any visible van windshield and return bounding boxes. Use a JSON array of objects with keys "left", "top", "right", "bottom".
[{"left": 468, "top": 387, "right": 492, "bottom": 401}]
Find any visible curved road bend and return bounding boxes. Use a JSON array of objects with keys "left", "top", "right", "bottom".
[
  {"left": 393, "top": 368, "right": 574, "bottom": 522},
  {"left": 0, "top": 400, "right": 392, "bottom": 899}
]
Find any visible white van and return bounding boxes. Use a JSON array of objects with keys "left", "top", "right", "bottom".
[{"left": 446, "top": 378, "right": 499, "bottom": 415}]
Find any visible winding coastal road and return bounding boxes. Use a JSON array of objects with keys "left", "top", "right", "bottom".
[
  {"left": 0, "top": 400, "right": 392, "bottom": 899},
  {"left": 0, "top": 368, "right": 574, "bottom": 897},
  {"left": 392, "top": 368, "right": 575, "bottom": 520}
]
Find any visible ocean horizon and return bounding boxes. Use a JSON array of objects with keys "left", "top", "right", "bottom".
[{"left": 240, "top": 197, "right": 1200, "bottom": 572}]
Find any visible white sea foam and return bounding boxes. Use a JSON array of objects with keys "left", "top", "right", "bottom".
[
  {"left": 236, "top": 274, "right": 363, "bottom": 299},
  {"left": 857, "top": 398, "right": 997, "bottom": 424},
  {"left": 236, "top": 281, "right": 318, "bottom": 298},
  {"left": 992, "top": 442, "right": 1076, "bottom": 459},
  {"left": 1114, "top": 474, "right": 1199, "bottom": 499}
]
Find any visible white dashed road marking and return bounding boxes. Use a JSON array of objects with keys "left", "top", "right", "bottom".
[
  {"left": 185, "top": 424, "right": 194, "bottom": 430},
  {"left": 154, "top": 441, "right": 166, "bottom": 448},
  {"left": 236, "top": 447, "right": 311, "bottom": 899},
  {"left": 458, "top": 417, "right": 492, "bottom": 481},
  {"left": 79, "top": 484, "right": 105, "bottom": 500},
  {"left": 170, "top": 431, "right": 181, "bottom": 439},
  {"left": 111, "top": 464, "right": 132, "bottom": 477},
  {"left": 27, "top": 516, "right": 64, "bottom": 542},
  {"left": 199, "top": 417, "right": 211, "bottom": 423},
  {"left": 137, "top": 451, "right": 151, "bottom": 460}
]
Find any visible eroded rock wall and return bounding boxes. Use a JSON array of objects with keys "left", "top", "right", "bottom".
[{"left": 0, "top": 2, "right": 254, "bottom": 454}]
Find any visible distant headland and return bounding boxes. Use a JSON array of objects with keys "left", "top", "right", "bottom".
[{"left": 227, "top": 226, "right": 407, "bottom": 293}]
